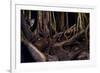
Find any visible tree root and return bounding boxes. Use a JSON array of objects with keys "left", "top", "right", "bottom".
[
  {"left": 53, "top": 23, "right": 90, "bottom": 48},
  {"left": 21, "top": 39, "right": 47, "bottom": 62}
]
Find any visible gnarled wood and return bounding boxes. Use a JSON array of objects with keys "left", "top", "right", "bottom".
[{"left": 21, "top": 39, "right": 47, "bottom": 62}]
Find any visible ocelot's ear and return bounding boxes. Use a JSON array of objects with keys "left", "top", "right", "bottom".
[{"left": 30, "top": 19, "right": 35, "bottom": 27}]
